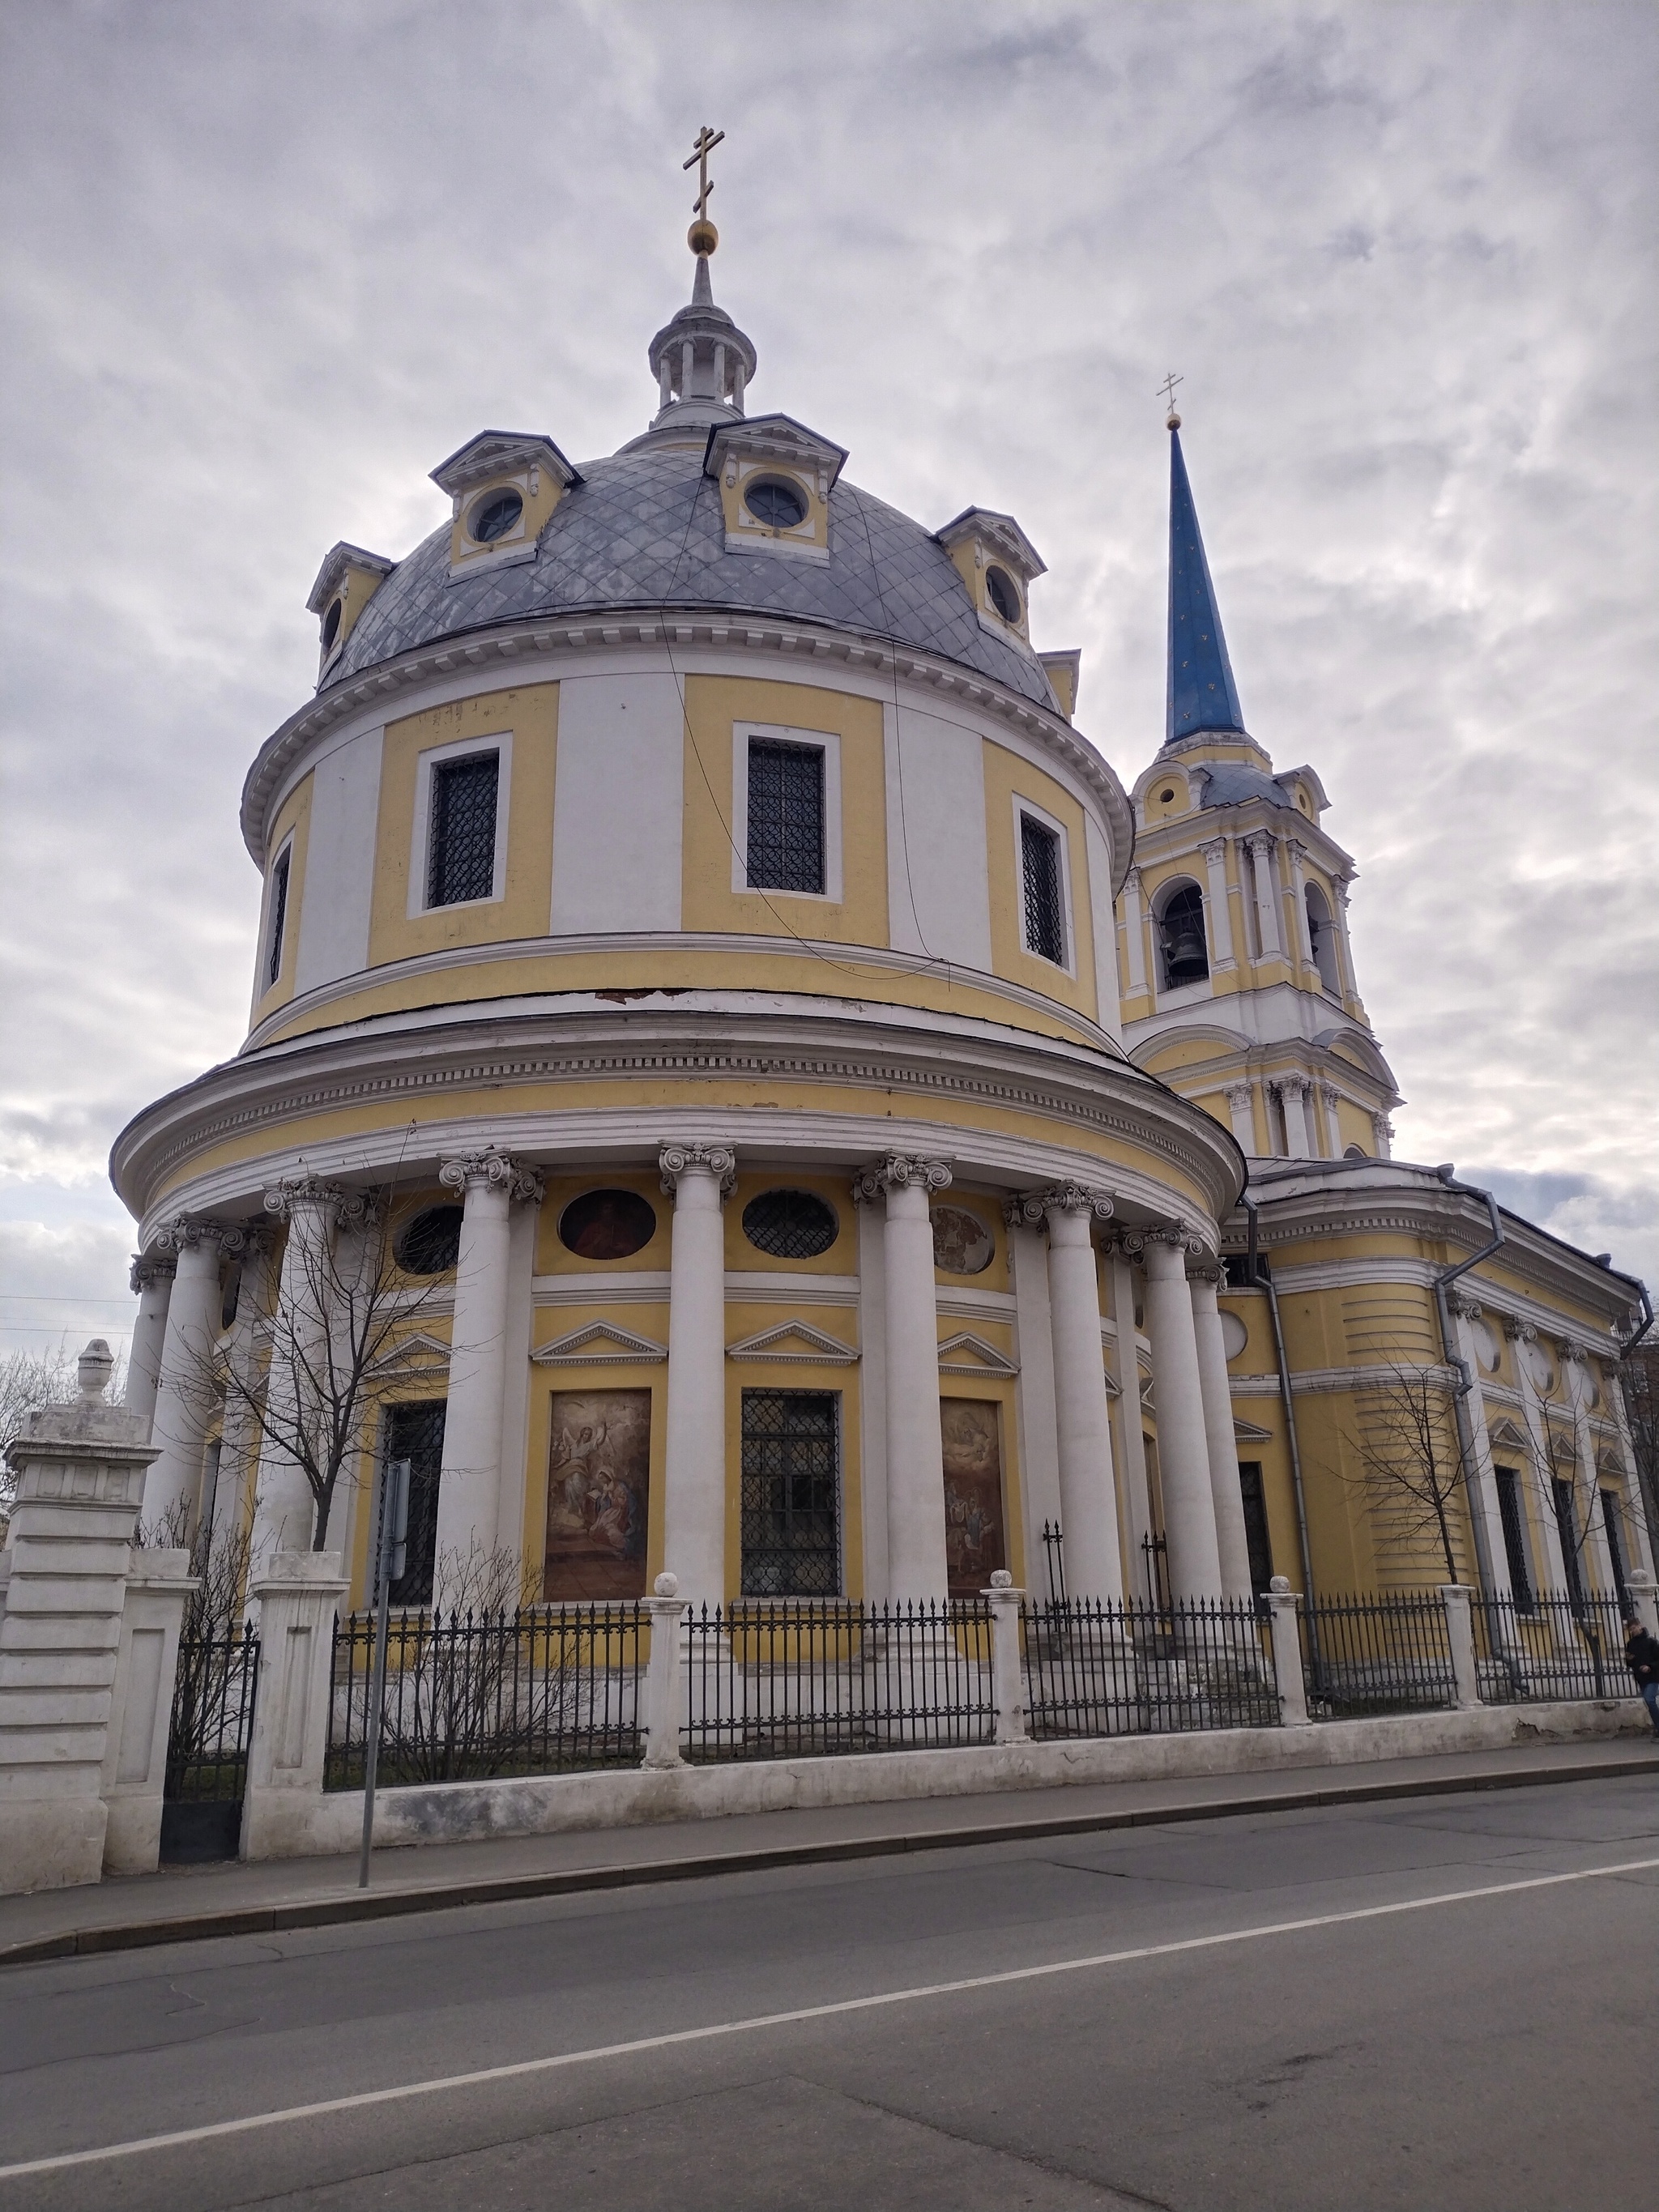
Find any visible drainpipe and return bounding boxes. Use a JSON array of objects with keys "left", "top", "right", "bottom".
[
  {"left": 1430, "top": 1165, "right": 1505, "bottom": 1592},
  {"left": 1619, "top": 1283, "right": 1653, "bottom": 1354},
  {"left": 1243, "top": 1195, "right": 1316, "bottom": 1607}
]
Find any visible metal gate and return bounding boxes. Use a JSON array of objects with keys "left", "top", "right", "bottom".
[{"left": 160, "top": 1622, "right": 259, "bottom": 1862}]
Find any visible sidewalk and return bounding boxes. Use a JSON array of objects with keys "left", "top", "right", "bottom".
[{"left": 2, "top": 1736, "right": 1652, "bottom": 1968}]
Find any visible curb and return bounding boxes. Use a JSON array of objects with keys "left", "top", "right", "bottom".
[{"left": 3, "top": 1748, "right": 1653, "bottom": 1970}]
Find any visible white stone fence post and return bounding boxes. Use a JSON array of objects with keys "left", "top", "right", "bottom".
[
  {"left": 241, "top": 1549, "right": 350, "bottom": 1860},
  {"left": 642, "top": 1572, "right": 687, "bottom": 1769},
  {"left": 1626, "top": 1571, "right": 1659, "bottom": 1639},
  {"left": 1265, "top": 1576, "right": 1310, "bottom": 1727},
  {"left": 0, "top": 1341, "right": 160, "bottom": 1894},
  {"left": 1439, "top": 1584, "right": 1481, "bottom": 1711},
  {"left": 984, "top": 1571, "right": 1027, "bottom": 1744},
  {"left": 100, "top": 1546, "right": 199, "bottom": 1875}
]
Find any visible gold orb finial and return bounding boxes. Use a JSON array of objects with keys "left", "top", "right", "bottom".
[
  {"left": 1166, "top": 410, "right": 1181, "bottom": 431},
  {"left": 689, "top": 216, "right": 719, "bottom": 257}
]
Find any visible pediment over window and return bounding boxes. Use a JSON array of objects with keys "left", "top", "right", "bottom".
[
  {"left": 368, "top": 1329, "right": 450, "bottom": 1377},
  {"left": 531, "top": 1320, "right": 666, "bottom": 1366},
  {"left": 727, "top": 1319, "right": 859, "bottom": 1365},
  {"left": 1232, "top": 1415, "right": 1274, "bottom": 1443},
  {"left": 937, "top": 1331, "right": 1019, "bottom": 1379},
  {"left": 1487, "top": 1418, "right": 1529, "bottom": 1453}
]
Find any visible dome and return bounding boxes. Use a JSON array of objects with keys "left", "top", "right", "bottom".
[{"left": 322, "top": 441, "right": 1057, "bottom": 712}]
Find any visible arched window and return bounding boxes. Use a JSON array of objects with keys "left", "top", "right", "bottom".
[
  {"left": 1305, "top": 883, "right": 1341, "bottom": 995},
  {"left": 1156, "top": 881, "right": 1209, "bottom": 989}
]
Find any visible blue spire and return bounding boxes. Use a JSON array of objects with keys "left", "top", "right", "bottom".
[{"left": 1166, "top": 424, "right": 1246, "bottom": 745}]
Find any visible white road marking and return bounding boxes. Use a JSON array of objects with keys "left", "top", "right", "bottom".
[{"left": 2, "top": 1854, "right": 1653, "bottom": 2180}]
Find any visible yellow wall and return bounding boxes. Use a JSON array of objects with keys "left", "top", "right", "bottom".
[
  {"left": 982, "top": 739, "right": 1102, "bottom": 1025},
  {"left": 250, "top": 771, "right": 313, "bottom": 1022}
]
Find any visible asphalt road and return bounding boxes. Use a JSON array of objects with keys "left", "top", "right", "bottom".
[{"left": 0, "top": 1775, "right": 1654, "bottom": 2211}]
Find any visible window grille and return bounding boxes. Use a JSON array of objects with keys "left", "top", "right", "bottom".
[
  {"left": 747, "top": 739, "right": 825, "bottom": 893},
  {"left": 1237, "top": 1462, "right": 1275, "bottom": 1592},
  {"left": 1493, "top": 1468, "right": 1535, "bottom": 1612},
  {"left": 1551, "top": 1477, "right": 1586, "bottom": 1614},
  {"left": 384, "top": 1400, "right": 446, "bottom": 1605},
  {"left": 427, "top": 752, "right": 499, "bottom": 908},
  {"left": 740, "top": 1390, "right": 840, "bottom": 1596},
  {"left": 266, "top": 847, "right": 291, "bottom": 989},
  {"left": 1601, "top": 1490, "right": 1631, "bottom": 1613},
  {"left": 741, "top": 1188, "right": 839, "bottom": 1259},
  {"left": 1020, "top": 813, "right": 1065, "bottom": 965}
]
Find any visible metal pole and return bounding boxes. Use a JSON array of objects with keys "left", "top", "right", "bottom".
[{"left": 358, "top": 1457, "right": 409, "bottom": 1890}]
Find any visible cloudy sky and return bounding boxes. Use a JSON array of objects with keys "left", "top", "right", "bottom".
[{"left": 2, "top": 0, "right": 1655, "bottom": 1362}]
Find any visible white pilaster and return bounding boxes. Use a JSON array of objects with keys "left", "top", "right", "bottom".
[
  {"left": 1507, "top": 1320, "right": 1568, "bottom": 1590},
  {"left": 856, "top": 1198, "right": 890, "bottom": 1599},
  {"left": 100, "top": 1546, "right": 198, "bottom": 1875},
  {"left": 1333, "top": 874, "right": 1360, "bottom": 1000},
  {"left": 1188, "top": 1267, "right": 1253, "bottom": 1598},
  {"left": 1247, "top": 835, "right": 1282, "bottom": 961},
  {"left": 144, "top": 1218, "right": 245, "bottom": 1537},
  {"left": 1225, "top": 1081, "right": 1256, "bottom": 1157},
  {"left": 1319, "top": 1082, "right": 1344, "bottom": 1161},
  {"left": 855, "top": 1155, "right": 952, "bottom": 1600},
  {"left": 1198, "top": 838, "right": 1235, "bottom": 967},
  {"left": 123, "top": 1255, "right": 175, "bottom": 1431},
  {"left": 1448, "top": 1296, "right": 1510, "bottom": 1595},
  {"left": 1013, "top": 1184, "right": 1123, "bottom": 1602},
  {"left": 1134, "top": 1232, "right": 1223, "bottom": 1598},
  {"left": 660, "top": 1141, "right": 736, "bottom": 1605},
  {"left": 433, "top": 1149, "right": 544, "bottom": 1571},
  {"left": 1275, "top": 1076, "right": 1313, "bottom": 1159},
  {"left": 1120, "top": 867, "right": 1148, "bottom": 996},
  {"left": 1563, "top": 1347, "right": 1617, "bottom": 1593},
  {"left": 1004, "top": 1209, "right": 1060, "bottom": 1578},
  {"left": 1371, "top": 1111, "right": 1393, "bottom": 1161}
]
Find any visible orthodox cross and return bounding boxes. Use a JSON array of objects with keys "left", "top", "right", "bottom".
[
  {"left": 1158, "top": 370, "right": 1183, "bottom": 415},
  {"left": 684, "top": 125, "right": 725, "bottom": 219}
]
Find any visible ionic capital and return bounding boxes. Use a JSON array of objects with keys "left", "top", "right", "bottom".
[
  {"left": 130, "top": 1252, "right": 177, "bottom": 1294},
  {"left": 1501, "top": 1316, "right": 1535, "bottom": 1345},
  {"left": 152, "top": 1215, "right": 249, "bottom": 1259},
  {"left": 1197, "top": 837, "right": 1228, "bottom": 864},
  {"left": 440, "top": 1148, "right": 545, "bottom": 1205},
  {"left": 658, "top": 1141, "right": 737, "bottom": 1197},
  {"left": 1448, "top": 1291, "right": 1483, "bottom": 1322},
  {"left": 1004, "top": 1182, "right": 1115, "bottom": 1233},
  {"left": 1115, "top": 1225, "right": 1205, "bottom": 1262},
  {"left": 263, "top": 1174, "right": 347, "bottom": 1223},
  {"left": 851, "top": 1154, "right": 953, "bottom": 1205}
]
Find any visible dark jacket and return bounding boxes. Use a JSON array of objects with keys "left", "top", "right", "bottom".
[{"left": 1624, "top": 1627, "right": 1659, "bottom": 1686}]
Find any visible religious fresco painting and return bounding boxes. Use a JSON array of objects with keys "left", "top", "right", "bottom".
[
  {"left": 931, "top": 1204, "right": 996, "bottom": 1276},
  {"left": 544, "top": 1388, "right": 650, "bottom": 1600},
  {"left": 940, "top": 1396, "right": 1007, "bottom": 1596}
]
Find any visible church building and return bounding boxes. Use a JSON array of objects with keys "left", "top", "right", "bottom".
[{"left": 109, "top": 161, "right": 1653, "bottom": 1622}]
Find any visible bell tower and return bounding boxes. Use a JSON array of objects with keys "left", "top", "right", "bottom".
[{"left": 1114, "top": 407, "right": 1401, "bottom": 1161}]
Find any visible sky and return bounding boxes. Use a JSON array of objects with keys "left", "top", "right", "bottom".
[{"left": 2, "top": 0, "right": 1655, "bottom": 1362}]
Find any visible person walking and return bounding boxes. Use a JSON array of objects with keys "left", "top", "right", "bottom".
[{"left": 1623, "top": 1615, "right": 1659, "bottom": 1738}]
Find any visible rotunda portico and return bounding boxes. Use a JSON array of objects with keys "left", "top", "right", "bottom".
[{"left": 111, "top": 189, "right": 1249, "bottom": 1613}]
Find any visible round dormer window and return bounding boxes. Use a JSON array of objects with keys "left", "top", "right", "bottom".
[
  {"left": 744, "top": 477, "right": 808, "bottom": 530},
  {"left": 320, "top": 597, "right": 343, "bottom": 651},
  {"left": 469, "top": 488, "right": 523, "bottom": 544},
  {"left": 985, "top": 565, "right": 1021, "bottom": 623}
]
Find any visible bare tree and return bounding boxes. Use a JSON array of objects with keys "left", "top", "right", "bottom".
[
  {"left": 1617, "top": 1341, "right": 1659, "bottom": 1552},
  {"left": 1336, "top": 1362, "right": 1472, "bottom": 1586}
]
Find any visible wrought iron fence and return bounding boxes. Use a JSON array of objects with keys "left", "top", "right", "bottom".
[
  {"left": 326, "top": 1603, "right": 646, "bottom": 1789},
  {"left": 1473, "top": 1590, "right": 1636, "bottom": 1704},
  {"left": 680, "top": 1599, "right": 996, "bottom": 1761},
  {"left": 1021, "top": 1596, "right": 1279, "bottom": 1739},
  {"left": 161, "top": 1622, "right": 260, "bottom": 1862},
  {"left": 1299, "top": 1592, "right": 1456, "bottom": 1717}
]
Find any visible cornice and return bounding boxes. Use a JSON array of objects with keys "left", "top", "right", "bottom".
[
  {"left": 239, "top": 612, "right": 1137, "bottom": 888},
  {"left": 113, "top": 997, "right": 1243, "bottom": 1238}
]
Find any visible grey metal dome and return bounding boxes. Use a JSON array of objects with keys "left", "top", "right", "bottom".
[{"left": 323, "top": 440, "right": 1057, "bottom": 710}]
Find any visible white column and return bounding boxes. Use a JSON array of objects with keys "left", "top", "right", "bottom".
[
  {"left": 1107, "top": 1252, "right": 1154, "bottom": 1588},
  {"left": 1508, "top": 1321, "right": 1568, "bottom": 1590},
  {"left": 1319, "top": 1082, "right": 1344, "bottom": 1160},
  {"left": 1448, "top": 1294, "right": 1510, "bottom": 1595},
  {"left": 1333, "top": 874, "right": 1360, "bottom": 1001},
  {"left": 1563, "top": 1348, "right": 1617, "bottom": 1592},
  {"left": 731, "top": 358, "right": 745, "bottom": 411},
  {"left": 123, "top": 1255, "right": 174, "bottom": 1431},
  {"left": 1014, "top": 1184, "right": 1123, "bottom": 1602},
  {"left": 144, "top": 1218, "right": 244, "bottom": 1537},
  {"left": 1004, "top": 1204, "right": 1061, "bottom": 1577},
  {"left": 660, "top": 1141, "right": 736, "bottom": 1606},
  {"left": 1275, "top": 1076, "right": 1313, "bottom": 1159},
  {"left": 855, "top": 1155, "right": 952, "bottom": 1600},
  {"left": 856, "top": 1196, "right": 890, "bottom": 1599},
  {"left": 1247, "top": 834, "right": 1282, "bottom": 960},
  {"left": 433, "top": 1149, "right": 544, "bottom": 1573},
  {"left": 1120, "top": 867, "right": 1148, "bottom": 995},
  {"left": 1135, "top": 1232, "right": 1223, "bottom": 1598},
  {"left": 249, "top": 1178, "right": 340, "bottom": 1571},
  {"left": 1188, "top": 1267, "right": 1253, "bottom": 1598},
  {"left": 657, "top": 353, "right": 673, "bottom": 409},
  {"left": 1286, "top": 841, "right": 1316, "bottom": 971},
  {"left": 1225, "top": 1081, "right": 1256, "bottom": 1157},
  {"left": 1198, "top": 838, "right": 1235, "bottom": 967},
  {"left": 213, "top": 1233, "right": 273, "bottom": 1549}
]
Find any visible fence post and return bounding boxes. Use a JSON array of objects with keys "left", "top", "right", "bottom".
[
  {"left": 1627, "top": 1571, "right": 1659, "bottom": 1639},
  {"left": 983, "top": 1571, "right": 1027, "bottom": 1744},
  {"left": 100, "top": 1546, "right": 198, "bottom": 1875},
  {"left": 1439, "top": 1584, "right": 1480, "bottom": 1709},
  {"left": 241, "top": 1549, "right": 349, "bottom": 1860},
  {"left": 642, "top": 1572, "right": 686, "bottom": 1769},
  {"left": 1265, "top": 1577, "right": 1310, "bottom": 1727},
  {"left": 0, "top": 1342, "right": 160, "bottom": 1894}
]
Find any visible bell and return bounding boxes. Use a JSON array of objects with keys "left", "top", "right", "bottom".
[{"left": 1164, "top": 923, "right": 1209, "bottom": 986}]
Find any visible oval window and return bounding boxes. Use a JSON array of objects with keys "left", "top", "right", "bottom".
[
  {"left": 558, "top": 1188, "right": 657, "bottom": 1261},
  {"left": 397, "top": 1204, "right": 465, "bottom": 1276},
  {"left": 320, "top": 596, "right": 343, "bottom": 650},
  {"left": 469, "top": 488, "right": 524, "bottom": 544},
  {"left": 744, "top": 476, "right": 808, "bottom": 530},
  {"left": 985, "top": 565, "right": 1021, "bottom": 623},
  {"left": 742, "top": 1189, "right": 839, "bottom": 1260},
  {"left": 931, "top": 1204, "right": 995, "bottom": 1276}
]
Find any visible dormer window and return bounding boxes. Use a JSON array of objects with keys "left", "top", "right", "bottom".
[
  {"left": 429, "top": 431, "right": 582, "bottom": 583},
  {"left": 935, "top": 508, "right": 1046, "bottom": 652},
  {"left": 306, "top": 540, "right": 394, "bottom": 683},
  {"left": 706, "top": 416, "right": 846, "bottom": 565},
  {"left": 320, "top": 598, "right": 343, "bottom": 652},
  {"left": 985, "top": 565, "right": 1021, "bottom": 624},
  {"left": 744, "top": 477, "right": 808, "bottom": 530},
  {"left": 467, "top": 488, "right": 524, "bottom": 544}
]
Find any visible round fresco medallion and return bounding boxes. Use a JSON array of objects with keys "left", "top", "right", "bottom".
[
  {"left": 558, "top": 1188, "right": 658, "bottom": 1262},
  {"left": 1520, "top": 1337, "right": 1556, "bottom": 1396},
  {"left": 1471, "top": 1318, "right": 1501, "bottom": 1375},
  {"left": 1219, "top": 1310, "right": 1248, "bottom": 1361},
  {"left": 931, "top": 1204, "right": 994, "bottom": 1276}
]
